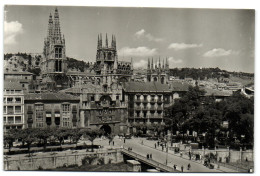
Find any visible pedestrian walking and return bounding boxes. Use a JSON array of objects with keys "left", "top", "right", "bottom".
[
  {"left": 173, "top": 164, "right": 176, "bottom": 171},
  {"left": 181, "top": 165, "right": 184, "bottom": 172},
  {"left": 187, "top": 163, "right": 191, "bottom": 170}
]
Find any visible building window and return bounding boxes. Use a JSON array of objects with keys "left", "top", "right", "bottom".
[
  {"left": 15, "top": 106, "right": 21, "bottom": 114},
  {"left": 15, "top": 97, "right": 21, "bottom": 103},
  {"left": 7, "top": 98, "right": 13, "bottom": 104},
  {"left": 35, "top": 104, "right": 44, "bottom": 128},
  {"left": 91, "top": 95, "right": 95, "bottom": 102},
  {"left": 15, "top": 116, "right": 22, "bottom": 123},
  {"left": 116, "top": 95, "right": 119, "bottom": 100},
  {"left": 7, "top": 106, "right": 13, "bottom": 114},
  {"left": 62, "top": 104, "right": 70, "bottom": 127},
  {"left": 4, "top": 116, "right": 6, "bottom": 124},
  {"left": 8, "top": 116, "right": 14, "bottom": 124},
  {"left": 4, "top": 106, "right": 6, "bottom": 114},
  {"left": 55, "top": 47, "right": 63, "bottom": 58}
]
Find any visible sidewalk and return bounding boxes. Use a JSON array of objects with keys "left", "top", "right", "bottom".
[{"left": 141, "top": 139, "right": 238, "bottom": 173}]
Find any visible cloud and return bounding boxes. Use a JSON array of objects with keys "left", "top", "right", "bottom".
[
  {"left": 203, "top": 48, "right": 239, "bottom": 58},
  {"left": 4, "top": 21, "right": 23, "bottom": 45},
  {"left": 133, "top": 59, "right": 147, "bottom": 69},
  {"left": 134, "top": 29, "right": 164, "bottom": 42},
  {"left": 168, "top": 43, "right": 203, "bottom": 50},
  {"left": 118, "top": 46, "right": 158, "bottom": 57},
  {"left": 168, "top": 57, "right": 183, "bottom": 65}
]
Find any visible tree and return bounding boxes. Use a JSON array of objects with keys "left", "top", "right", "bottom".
[
  {"left": 17, "top": 129, "right": 37, "bottom": 153},
  {"left": 53, "top": 128, "right": 70, "bottom": 149},
  {"left": 4, "top": 129, "right": 18, "bottom": 153},
  {"left": 71, "top": 128, "right": 84, "bottom": 147},
  {"left": 35, "top": 128, "right": 53, "bottom": 151},
  {"left": 84, "top": 129, "right": 102, "bottom": 152}
]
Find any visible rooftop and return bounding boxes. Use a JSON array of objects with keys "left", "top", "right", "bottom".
[
  {"left": 4, "top": 70, "right": 33, "bottom": 75},
  {"left": 203, "top": 88, "right": 232, "bottom": 97},
  {"left": 4, "top": 81, "right": 23, "bottom": 90},
  {"left": 24, "top": 92, "right": 80, "bottom": 101},
  {"left": 170, "top": 81, "right": 190, "bottom": 92},
  {"left": 123, "top": 82, "right": 170, "bottom": 92}
]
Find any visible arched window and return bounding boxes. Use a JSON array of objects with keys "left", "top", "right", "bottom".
[
  {"left": 108, "top": 52, "right": 112, "bottom": 60},
  {"left": 161, "top": 77, "right": 164, "bottom": 84}
]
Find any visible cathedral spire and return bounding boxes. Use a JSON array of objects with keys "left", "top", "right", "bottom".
[
  {"left": 106, "top": 33, "right": 108, "bottom": 48},
  {"left": 151, "top": 58, "right": 154, "bottom": 70},
  {"left": 114, "top": 35, "right": 116, "bottom": 50},
  {"left": 48, "top": 13, "right": 53, "bottom": 38},
  {"left": 100, "top": 33, "right": 102, "bottom": 47},
  {"left": 97, "top": 34, "right": 100, "bottom": 49},
  {"left": 162, "top": 58, "right": 165, "bottom": 69},
  {"left": 111, "top": 35, "right": 114, "bottom": 48},
  {"left": 53, "top": 7, "right": 61, "bottom": 40},
  {"left": 159, "top": 57, "right": 161, "bottom": 69}
]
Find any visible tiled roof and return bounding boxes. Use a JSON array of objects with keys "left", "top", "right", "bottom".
[
  {"left": 24, "top": 92, "right": 80, "bottom": 101},
  {"left": 170, "top": 81, "right": 190, "bottom": 92},
  {"left": 4, "top": 71, "right": 33, "bottom": 75},
  {"left": 4, "top": 81, "right": 23, "bottom": 90},
  {"left": 123, "top": 82, "right": 171, "bottom": 92},
  {"left": 203, "top": 88, "right": 232, "bottom": 97}
]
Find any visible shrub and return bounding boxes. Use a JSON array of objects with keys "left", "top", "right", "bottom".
[{"left": 81, "top": 155, "right": 97, "bottom": 165}]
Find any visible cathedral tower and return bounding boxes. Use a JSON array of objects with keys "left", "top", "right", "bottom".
[{"left": 41, "top": 8, "right": 68, "bottom": 90}]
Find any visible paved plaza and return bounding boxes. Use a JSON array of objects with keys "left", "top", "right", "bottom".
[{"left": 5, "top": 136, "right": 238, "bottom": 172}]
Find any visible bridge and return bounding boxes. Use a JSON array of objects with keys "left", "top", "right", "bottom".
[{"left": 121, "top": 148, "right": 180, "bottom": 172}]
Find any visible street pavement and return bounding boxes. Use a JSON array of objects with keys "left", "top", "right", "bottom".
[{"left": 5, "top": 136, "right": 238, "bottom": 172}]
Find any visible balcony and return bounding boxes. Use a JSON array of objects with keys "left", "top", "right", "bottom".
[
  {"left": 135, "top": 106, "right": 142, "bottom": 111},
  {"left": 142, "top": 106, "right": 148, "bottom": 111},
  {"left": 7, "top": 111, "right": 14, "bottom": 115},
  {"left": 150, "top": 106, "right": 156, "bottom": 112},
  {"left": 157, "top": 106, "right": 163, "bottom": 111},
  {"left": 157, "top": 99, "right": 163, "bottom": 104},
  {"left": 150, "top": 99, "right": 156, "bottom": 104},
  {"left": 135, "top": 99, "right": 141, "bottom": 103},
  {"left": 143, "top": 99, "right": 148, "bottom": 104}
]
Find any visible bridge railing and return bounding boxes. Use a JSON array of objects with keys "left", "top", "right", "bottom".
[{"left": 121, "top": 148, "right": 179, "bottom": 172}]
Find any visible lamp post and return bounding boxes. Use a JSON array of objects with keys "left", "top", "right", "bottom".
[{"left": 166, "top": 139, "right": 168, "bottom": 166}]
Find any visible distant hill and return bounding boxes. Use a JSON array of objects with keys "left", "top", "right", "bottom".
[
  {"left": 4, "top": 53, "right": 92, "bottom": 74},
  {"left": 169, "top": 67, "right": 254, "bottom": 84}
]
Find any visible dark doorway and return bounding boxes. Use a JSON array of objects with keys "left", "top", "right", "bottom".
[{"left": 100, "top": 124, "right": 112, "bottom": 136}]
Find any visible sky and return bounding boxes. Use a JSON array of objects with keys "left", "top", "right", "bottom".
[{"left": 4, "top": 5, "right": 255, "bottom": 73}]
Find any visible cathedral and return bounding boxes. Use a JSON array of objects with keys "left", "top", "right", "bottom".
[
  {"left": 41, "top": 8, "right": 69, "bottom": 91},
  {"left": 147, "top": 58, "right": 170, "bottom": 84}
]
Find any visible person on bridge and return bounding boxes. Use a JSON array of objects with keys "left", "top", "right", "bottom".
[
  {"left": 187, "top": 163, "right": 191, "bottom": 170},
  {"left": 173, "top": 164, "right": 177, "bottom": 171},
  {"left": 181, "top": 165, "right": 184, "bottom": 172}
]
